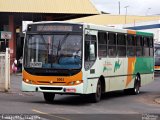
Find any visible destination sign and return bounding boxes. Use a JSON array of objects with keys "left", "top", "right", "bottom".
[
  {"left": 27, "top": 24, "right": 83, "bottom": 32},
  {"left": 37, "top": 25, "right": 73, "bottom": 32}
]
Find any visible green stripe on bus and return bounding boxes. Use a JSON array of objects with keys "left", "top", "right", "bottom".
[
  {"left": 136, "top": 31, "right": 153, "bottom": 36},
  {"left": 134, "top": 57, "right": 154, "bottom": 74}
]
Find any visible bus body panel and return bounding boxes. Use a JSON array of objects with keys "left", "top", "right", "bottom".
[{"left": 83, "top": 56, "right": 154, "bottom": 93}]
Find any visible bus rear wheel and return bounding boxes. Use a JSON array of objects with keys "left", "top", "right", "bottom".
[
  {"left": 43, "top": 92, "right": 55, "bottom": 103},
  {"left": 90, "top": 80, "right": 102, "bottom": 103},
  {"left": 131, "top": 77, "right": 140, "bottom": 95},
  {"left": 124, "top": 75, "right": 140, "bottom": 95}
]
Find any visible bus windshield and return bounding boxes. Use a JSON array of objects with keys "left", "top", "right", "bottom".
[{"left": 24, "top": 33, "right": 82, "bottom": 70}]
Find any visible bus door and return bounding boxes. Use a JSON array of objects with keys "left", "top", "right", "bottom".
[{"left": 84, "top": 29, "right": 98, "bottom": 93}]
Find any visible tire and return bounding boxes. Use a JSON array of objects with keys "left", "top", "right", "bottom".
[
  {"left": 43, "top": 92, "right": 55, "bottom": 103},
  {"left": 90, "top": 80, "right": 102, "bottom": 103},
  {"left": 124, "top": 75, "right": 140, "bottom": 95},
  {"left": 132, "top": 76, "right": 140, "bottom": 95}
]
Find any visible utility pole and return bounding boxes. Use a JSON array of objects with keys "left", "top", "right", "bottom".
[
  {"left": 119, "top": 1, "right": 121, "bottom": 15},
  {"left": 124, "top": 6, "right": 129, "bottom": 24}
]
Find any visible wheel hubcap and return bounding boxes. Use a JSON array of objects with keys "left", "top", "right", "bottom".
[
  {"left": 135, "top": 82, "right": 140, "bottom": 94},
  {"left": 97, "top": 84, "right": 101, "bottom": 98}
]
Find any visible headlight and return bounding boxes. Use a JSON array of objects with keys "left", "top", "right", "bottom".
[
  {"left": 68, "top": 80, "right": 83, "bottom": 85},
  {"left": 23, "top": 78, "right": 34, "bottom": 84}
]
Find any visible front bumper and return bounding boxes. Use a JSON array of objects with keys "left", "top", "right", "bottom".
[{"left": 22, "top": 81, "right": 84, "bottom": 94}]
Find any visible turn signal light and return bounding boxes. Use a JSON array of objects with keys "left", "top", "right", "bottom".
[
  {"left": 23, "top": 78, "right": 34, "bottom": 84},
  {"left": 68, "top": 80, "right": 83, "bottom": 86}
]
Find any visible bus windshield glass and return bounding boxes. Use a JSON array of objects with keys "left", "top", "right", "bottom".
[{"left": 24, "top": 33, "right": 82, "bottom": 70}]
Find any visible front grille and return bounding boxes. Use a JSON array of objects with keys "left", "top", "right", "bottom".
[
  {"left": 37, "top": 81, "right": 66, "bottom": 86},
  {"left": 37, "top": 81, "right": 50, "bottom": 84},
  {"left": 40, "top": 87, "right": 63, "bottom": 90}
]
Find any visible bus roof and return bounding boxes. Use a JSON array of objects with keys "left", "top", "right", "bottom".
[{"left": 27, "top": 21, "right": 153, "bottom": 36}]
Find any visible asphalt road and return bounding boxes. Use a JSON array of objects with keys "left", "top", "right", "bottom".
[{"left": 0, "top": 73, "right": 159, "bottom": 120}]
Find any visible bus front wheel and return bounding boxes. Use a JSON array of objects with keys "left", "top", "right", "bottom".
[
  {"left": 43, "top": 92, "right": 55, "bottom": 103},
  {"left": 89, "top": 80, "right": 102, "bottom": 103}
]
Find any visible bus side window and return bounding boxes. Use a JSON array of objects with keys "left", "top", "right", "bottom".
[
  {"left": 108, "top": 32, "right": 116, "bottom": 57},
  {"left": 149, "top": 37, "right": 154, "bottom": 56},
  {"left": 127, "top": 34, "right": 136, "bottom": 56},
  {"left": 117, "top": 33, "right": 126, "bottom": 57},
  {"left": 98, "top": 31, "right": 107, "bottom": 57},
  {"left": 136, "top": 35, "right": 143, "bottom": 56},
  {"left": 143, "top": 36, "right": 150, "bottom": 56}
]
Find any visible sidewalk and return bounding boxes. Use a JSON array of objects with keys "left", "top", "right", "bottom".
[{"left": 10, "top": 73, "right": 22, "bottom": 92}]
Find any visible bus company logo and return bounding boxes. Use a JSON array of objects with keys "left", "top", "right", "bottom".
[
  {"left": 103, "top": 61, "right": 112, "bottom": 72},
  {"left": 114, "top": 59, "right": 122, "bottom": 72}
]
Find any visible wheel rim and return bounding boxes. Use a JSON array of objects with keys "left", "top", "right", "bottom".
[
  {"left": 135, "top": 82, "right": 140, "bottom": 94},
  {"left": 96, "top": 82, "right": 101, "bottom": 98}
]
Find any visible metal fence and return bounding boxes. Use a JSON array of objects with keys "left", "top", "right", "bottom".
[{"left": 0, "top": 48, "right": 10, "bottom": 92}]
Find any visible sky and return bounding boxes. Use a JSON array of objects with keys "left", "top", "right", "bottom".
[{"left": 92, "top": 0, "right": 160, "bottom": 16}]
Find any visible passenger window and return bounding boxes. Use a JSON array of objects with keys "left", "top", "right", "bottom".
[
  {"left": 108, "top": 32, "right": 116, "bottom": 57},
  {"left": 127, "top": 34, "right": 135, "bottom": 56},
  {"left": 117, "top": 34, "right": 126, "bottom": 45},
  {"left": 149, "top": 37, "right": 154, "bottom": 56},
  {"left": 117, "top": 33, "right": 126, "bottom": 57},
  {"left": 136, "top": 36, "right": 143, "bottom": 56},
  {"left": 143, "top": 36, "right": 150, "bottom": 56},
  {"left": 136, "top": 36, "right": 143, "bottom": 46},
  {"left": 98, "top": 32, "right": 107, "bottom": 57},
  {"left": 143, "top": 37, "right": 149, "bottom": 47},
  {"left": 127, "top": 35, "right": 135, "bottom": 46}
]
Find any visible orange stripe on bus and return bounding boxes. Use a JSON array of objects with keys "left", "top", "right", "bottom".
[
  {"left": 126, "top": 57, "right": 136, "bottom": 88},
  {"left": 127, "top": 30, "right": 136, "bottom": 35}
]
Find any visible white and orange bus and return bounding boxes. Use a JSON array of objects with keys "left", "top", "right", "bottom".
[{"left": 22, "top": 22, "right": 154, "bottom": 102}]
